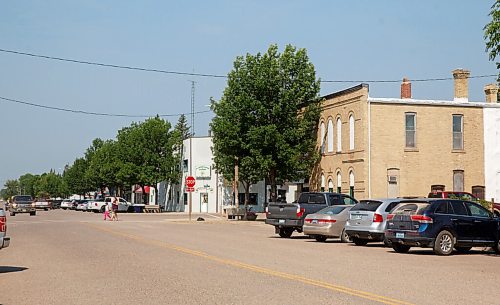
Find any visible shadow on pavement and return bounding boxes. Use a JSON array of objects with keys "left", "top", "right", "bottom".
[{"left": 0, "top": 266, "right": 29, "bottom": 274}]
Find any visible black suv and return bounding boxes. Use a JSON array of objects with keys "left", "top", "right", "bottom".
[{"left": 385, "top": 199, "right": 500, "bottom": 255}]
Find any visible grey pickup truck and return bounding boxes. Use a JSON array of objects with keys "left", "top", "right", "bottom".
[{"left": 265, "top": 192, "right": 358, "bottom": 238}]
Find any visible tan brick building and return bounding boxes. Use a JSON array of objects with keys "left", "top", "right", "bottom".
[{"left": 311, "top": 69, "right": 500, "bottom": 200}]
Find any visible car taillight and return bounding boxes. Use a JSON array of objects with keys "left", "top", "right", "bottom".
[
  {"left": 304, "top": 218, "right": 312, "bottom": 223},
  {"left": 0, "top": 216, "right": 6, "bottom": 233},
  {"left": 410, "top": 215, "right": 433, "bottom": 223},
  {"left": 387, "top": 214, "right": 394, "bottom": 220},
  {"left": 296, "top": 206, "right": 305, "bottom": 218},
  {"left": 318, "top": 219, "right": 336, "bottom": 223},
  {"left": 373, "top": 213, "right": 383, "bottom": 222}
]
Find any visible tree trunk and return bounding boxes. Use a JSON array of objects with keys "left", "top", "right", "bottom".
[
  {"left": 269, "top": 169, "right": 277, "bottom": 203},
  {"left": 242, "top": 181, "right": 250, "bottom": 221}
]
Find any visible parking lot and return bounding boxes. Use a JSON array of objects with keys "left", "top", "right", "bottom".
[{"left": 1, "top": 209, "right": 499, "bottom": 305}]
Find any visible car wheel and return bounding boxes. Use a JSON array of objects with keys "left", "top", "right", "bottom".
[
  {"left": 455, "top": 246, "right": 472, "bottom": 253},
  {"left": 10, "top": 212, "right": 15, "bottom": 216},
  {"left": 278, "top": 228, "right": 293, "bottom": 238},
  {"left": 383, "top": 237, "right": 392, "bottom": 247},
  {"left": 30, "top": 211, "right": 36, "bottom": 216},
  {"left": 434, "top": 230, "right": 455, "bottom": 256},
  {"left": 352, "top": 237, "right": 368, "bottom": 246},
  {"left": 392, "top": 243, "right": 411, "bottom": 253},
  {"left": 340, "top": 229, "right": 351, "bottom": 243},
  {"left": 315, "top": 235, "right": 327, "bottom": 242},
  {"left": 492, "top": 240, "right": 500, "bottom": 254},
  {"left": 44, "top": 208, "right": 48, "bottom": 211}
]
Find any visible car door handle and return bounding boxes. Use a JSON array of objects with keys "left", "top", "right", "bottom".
[
  {"left": 451, "top": 218, "right": 458, "bottom": 221},
  {"left": 474, "top": 220, "right": 483, "bottom": 223}
]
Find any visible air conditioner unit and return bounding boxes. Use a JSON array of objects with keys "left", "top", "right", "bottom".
[{"left": 388, "top": 175, "right": 398, "bottom": 183}]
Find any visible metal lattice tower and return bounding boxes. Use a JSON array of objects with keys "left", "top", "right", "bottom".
[{"left": 190, "top": 81, "right": 195, "bottom": 137}]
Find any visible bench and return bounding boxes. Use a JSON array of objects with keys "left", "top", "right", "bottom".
[
  {"left": 225, "top": 207, "right": 246, "bottom": 220},
  {"left": 144, "top": 205, "right": 161, "bottom": 213}
]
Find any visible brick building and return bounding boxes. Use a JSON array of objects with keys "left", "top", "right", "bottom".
[{"left": 311, "top": 69, "right": 500, "bottom": 201}]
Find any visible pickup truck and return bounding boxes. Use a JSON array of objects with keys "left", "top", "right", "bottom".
[
  {"left": 265, "top": 192, "right": 358, "bottom": 238},
  {"left": 1, "top": 205, "right": 11, "bottom": 250},
  {"left": 8, "top": 195, "right": 36, "bottom": 216},
  {"left": 88, "top": 197, "right": 143, "bottom": 213}
]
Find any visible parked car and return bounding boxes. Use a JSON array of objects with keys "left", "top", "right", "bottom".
[
  {"left": 61, "top": 199, "right": 76, "bottom": 210},
  {"left": 303, "top": 205, "right": 354, "bottom": 242},
  {"left": 265, "top": 192, "right": 358, "bottom": 238},
  {"left": 345, "top": 198, "right": 408, "bottom": 246},
  {"left": 7, "top": 195, "right": 36, "bottom": 216},
  {"left": 0, "top": 206, "right": 10, "bottom": 250},
  {"left": 88, "top": 197, "right": 137, "bottom": 213},
  {"left": 385, "top": 198, "right": 500, "bottom": 255},
  {"left": 50, "top": 199, "right": 62, "bottom": 209},
  {"left": 34, "top": 198, "right": 51, "bottom": 210},
  {"left": 76, "top": 199, "right": 91, "bottom": 211}
]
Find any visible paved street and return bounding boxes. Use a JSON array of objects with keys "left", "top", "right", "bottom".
[{"left": 1, "top": 209, "right": 499, "bottom": 305}]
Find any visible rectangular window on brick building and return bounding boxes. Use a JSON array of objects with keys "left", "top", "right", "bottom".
[
  {"left": 405, "top": 112, "right": 416, "bottom": 148},
  {"left": 453, "top": 170, "right": 464, "bottom": 192},
  {"left": 452, "top": 114, "right": 463, "bottom": 150}
]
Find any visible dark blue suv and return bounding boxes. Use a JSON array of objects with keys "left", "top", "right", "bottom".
[{"left": 385, "top": 199, "right": 500, "bottom": 255}]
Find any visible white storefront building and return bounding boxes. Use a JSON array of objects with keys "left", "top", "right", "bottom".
[{"left": 484, "top": 106, "right": 500, "bottom": 203}]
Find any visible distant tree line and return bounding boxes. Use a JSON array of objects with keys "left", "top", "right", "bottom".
[{"left": 1, "top": 115, "right": 190, "bottom": 202}]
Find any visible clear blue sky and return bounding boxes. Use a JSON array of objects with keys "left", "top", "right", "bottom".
[{"left": 0, "top": 0, "right": 496, "bottom": 184}]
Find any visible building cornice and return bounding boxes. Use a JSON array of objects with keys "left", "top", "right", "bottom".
[{"left": 368, "top": 97, "right": 500, "bottom": 108}]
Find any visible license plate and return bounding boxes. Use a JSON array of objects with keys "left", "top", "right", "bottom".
[
  {"left": 396, "top": 232, "right": 405, "bottom": 239},
  {"left": 312, "top": 219, "right": 318, "bottom": 224},
  {"left": 352, "top": 214, "right": 362, "bottom": 220},
  {"left": 278, "top": 219, "right": 285, "bottom": 224}
]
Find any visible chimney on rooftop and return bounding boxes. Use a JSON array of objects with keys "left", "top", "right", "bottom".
[
  {"left": 400, "top": 77, "right": 411, "bottom": 99},
  {"left": 484, "top": 83, "right": 499, "bottom": 103},
  {"left": 452, "top": 69, "right": 470, "bottom": 102}
]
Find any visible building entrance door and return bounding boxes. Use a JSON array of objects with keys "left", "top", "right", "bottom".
[{"left": 200, "top": 193, "right": 208, "bottom": 213}]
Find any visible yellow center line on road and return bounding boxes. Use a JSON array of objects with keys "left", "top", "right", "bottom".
[{"left": 85, "top": 223, "right": 414, "bottom": 305}]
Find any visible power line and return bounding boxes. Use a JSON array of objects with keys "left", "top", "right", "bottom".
[
  {"left": 0, "top": 95, "right": 212, "bottom": 118},
  {"left": 1, "top": 48, "right": 496, "bottom": 83}
]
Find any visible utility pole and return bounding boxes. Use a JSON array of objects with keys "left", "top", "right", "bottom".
[{"left": 188, "top": 81, "right": 195, "bottom": 221}]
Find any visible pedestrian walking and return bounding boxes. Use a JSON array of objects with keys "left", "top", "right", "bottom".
[
  {"left": 103, "top": 202, "right": 111, "bottom": 221},
  {"left": 111, "top": 196, "right": 119, "bottom": 221}
]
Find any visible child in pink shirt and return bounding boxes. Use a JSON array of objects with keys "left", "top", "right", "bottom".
[{"left": 103, "top": 203, "right": 111, "bottom": 221}]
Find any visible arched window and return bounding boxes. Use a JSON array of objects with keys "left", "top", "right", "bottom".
[
  {"left": 327, "top": 119, "right": 334, "bottom": 152},
  {"left": 328, "top": 179, "right": 334, "bottom": 193},
  {"left": 349, "top": 170, "right": 355, "bottom": 197},
  {"left": 336, "top": 171, "right": 342, "bottom": 193},
  {"left": 320, "top": 121, "right": 325, "bottom": 153},
  {"left": 336, "top": 117, "right": 342, "bottom": 152},
  {"left": 349, "top": 114, "right": 355, "bottom": 150},
  {"left": 321, "top": 174, "right": 325, "bottom": 192}
]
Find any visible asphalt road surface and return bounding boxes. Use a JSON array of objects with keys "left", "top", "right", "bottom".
[{"left": 1, "top": 209, "right": 499, "bottom": 305}]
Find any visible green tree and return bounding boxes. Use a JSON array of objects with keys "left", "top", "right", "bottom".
[
  {"left": 86, "top": 140, "right": 124, "bottom": 196},
  {"left": 64, "top": 158, "right": 92, "bottom": 196},
  {"left": 211, "top": 44, "right": 321, "bottom": 204},
  {"left": 485, "top": 0, "right": 500, "bottom": 77},
  {"left": 19, "top": 173, "right": 39, "bottom": 197},
  {"left": 2, "top": 179, "right": 20, "bottom": 199},
  {"left": 175, "top": 114, "right": 191, "bottom": 140},
  {"left": 117, "top": 117, "right": 182, "bottom": 203}
]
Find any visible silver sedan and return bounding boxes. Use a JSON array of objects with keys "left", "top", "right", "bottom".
[{"left": 303, "top": 205, "right": 354, "bottom": 242}]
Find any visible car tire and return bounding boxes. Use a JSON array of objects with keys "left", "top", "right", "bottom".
[
  {"left": 492, "top": 240, "right": 500, "bottom": 254},
  {"left": 30, "top": 211, "right": 36, "bottom": 216},
  {"left": 455, "top": 246, "right": 472, "bottom": 253},
  {"left": 340, "top": 229, "right": 351, "bottom": 243},
  {"left": 10, "top": 212, "right": 15, "bottom": 216},
  {"left": 434, "top": 230, "right": 455, "bottom": 256},
  {"left": 352, "top": 237, "right": 368, "bottom": 246},
  {"left": 44, "top": 208, "right": 48, "bottom": 211},
  {"left": 278, "top": 228, "right": 293, "bottom": 238},
  {"left": 392, "top": 243, "right": 411, "bottom": 253},
  {"left": 315, "top": 235, "right": 327, "bottom": 242},
  {"left": 383, "top": 237, "right": 392, "bottom": 247}
]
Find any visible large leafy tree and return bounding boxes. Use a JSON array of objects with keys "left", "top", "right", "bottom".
[
  {"left": 86, "top": 140, "right": 124, "bottom": 196},
  {"left": 64, "top": 158, "right": 92, "bottom": 196},
  {"left": 117, "top": 116, "right": 181, "bottom": 203},
  {"left": 211, "top": 44, "right": 321, "bottom": 204},
  {"left": 2, "top": 179, "right": 20, "bottom": 199},
  {"left": 485, "top": 0, "right": 500, "bottom": 78},
  {"left": 19, "top": 173, "right": 40, "bottom": 197},
  {"left": 34, "top": 170, "right": 63, "bottom": 198}
]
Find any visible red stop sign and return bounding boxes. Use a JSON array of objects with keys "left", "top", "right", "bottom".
[{"left": 186, "top": 176, "right": 196, "bottom": 188}]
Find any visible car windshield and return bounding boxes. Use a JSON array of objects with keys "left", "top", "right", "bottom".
[
  {"left": 15, "top": 196, "right": 32, "bottom": 201},
  {"left": 351, "top": 200, "right": 382, "bottom": 212},
  {"left": 317, "top": 206, "right": 349, "bottom": 215},
  {"left": 392, "top": 202, "right": 430, "bottom": 215}
]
